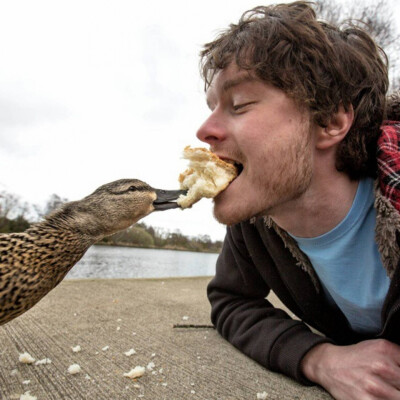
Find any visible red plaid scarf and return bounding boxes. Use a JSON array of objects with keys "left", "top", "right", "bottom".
[{"left": 377, "top": 121, "right": 400, "bottom": 212}]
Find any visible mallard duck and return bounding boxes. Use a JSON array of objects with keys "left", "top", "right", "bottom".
[{"left": 0, "top": 179, "right": 185, "bottom": 326}]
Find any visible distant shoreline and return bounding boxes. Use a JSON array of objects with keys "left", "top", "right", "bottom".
[{"left": 94, "top": 242, "right": 221, "bottom": 254}]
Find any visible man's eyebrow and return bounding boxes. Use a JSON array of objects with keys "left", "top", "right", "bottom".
[
  {"left": 206, "top": 74, "right": 257, "bottom": 109},
  {"left": 222, "top": 75, "right": 257, "bottom": 92}
]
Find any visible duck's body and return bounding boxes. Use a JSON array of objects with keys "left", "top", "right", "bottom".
[
  {"left": 0, "top": 179, "right": 184, "bottom": 325},
  {"left": 0, "top": 224, "right": 91, "bottom": 324}
]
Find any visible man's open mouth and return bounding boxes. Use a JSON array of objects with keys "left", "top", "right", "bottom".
[
  {"left": 219, "top": 156, "right": 244, "bottom": 177},
  {"left": 234, "top": 162, "right": 244, "bottom": 176}
]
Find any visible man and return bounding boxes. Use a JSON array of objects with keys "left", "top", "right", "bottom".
[{"left": 196, "top": 2, "right": 400, "bottom": 399}]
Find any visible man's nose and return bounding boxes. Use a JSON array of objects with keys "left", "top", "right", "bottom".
[{"left": 196, "top": 113, "right": 227, "bottom": 145}]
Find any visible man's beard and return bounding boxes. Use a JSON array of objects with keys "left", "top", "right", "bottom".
[{"left": 212, "top": 126, "right": 313, "bottom": 226}]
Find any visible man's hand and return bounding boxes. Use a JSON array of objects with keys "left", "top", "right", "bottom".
[{"left": 301, "top": 339, "right": 400, "bottom": 400}]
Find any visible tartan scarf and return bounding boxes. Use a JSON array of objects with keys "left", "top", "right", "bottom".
[{"left": 377, "top": 121, "right": 400, "bottom": 213}]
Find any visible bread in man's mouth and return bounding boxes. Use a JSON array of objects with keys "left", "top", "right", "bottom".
[{"left": 177, "top": 146, "right": 238, "bottom": 209}]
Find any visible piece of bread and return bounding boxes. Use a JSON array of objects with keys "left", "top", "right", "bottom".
[
  {"left": 177, "top": 146, "right": 238, "bottom": 208},
  {"left": 123, "top": 366, "right": 146, "bottom": 379},
  {"left": 19, "top": 352, "right": 35, "bottom": 364}
]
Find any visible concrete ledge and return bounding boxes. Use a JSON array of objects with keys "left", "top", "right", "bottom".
[{"left": 0, "top": 277, "right": 332, "bottom": 399}]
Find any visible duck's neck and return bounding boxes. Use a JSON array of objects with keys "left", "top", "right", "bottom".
[{"left": 35, "top": 200, "right": 109, "bottom": 243}]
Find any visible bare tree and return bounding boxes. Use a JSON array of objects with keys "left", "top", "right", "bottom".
[
  {"left": 43, "top": 193, "right": 68, "bottom": 216},
  {"left": 316, "top": 0, "right": 400, "bottom": 91},
  {"left": 0, "top": 191, "right": 30, "bottom": 232},
  {"left": 0, "top": 191, "right": 26, "bottom": 220}
]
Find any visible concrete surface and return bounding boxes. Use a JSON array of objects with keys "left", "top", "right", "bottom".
[{"left": 0, "top": 277, "right": 333, "bottom": 400}]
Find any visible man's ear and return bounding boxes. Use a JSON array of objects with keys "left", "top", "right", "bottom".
[{"left": 316, "top": 104, "right": 354, "bottom": 150}]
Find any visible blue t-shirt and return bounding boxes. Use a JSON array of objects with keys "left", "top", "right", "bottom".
[{"left": 290, "top": 178, "right": 390, "bottom": 334}]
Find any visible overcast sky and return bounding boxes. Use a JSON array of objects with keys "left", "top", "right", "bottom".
[{"left": 1, "top": 0, "right": 399, "bottom": 241}]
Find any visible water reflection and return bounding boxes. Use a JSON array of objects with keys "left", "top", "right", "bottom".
[{"left": 66, "top": 245, "right": 219, "bottom": 279}]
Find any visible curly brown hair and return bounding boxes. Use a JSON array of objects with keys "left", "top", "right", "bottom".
[{"left": 200, "top": 1, "right": 389, "bottom": 179}]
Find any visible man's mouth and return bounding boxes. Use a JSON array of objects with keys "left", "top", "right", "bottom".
[
  {"left": 234, "top": 162, "right": 244, "bottom": 176},
  {"left": 218, "top": 156, "right": 244, "bottom": 177}
]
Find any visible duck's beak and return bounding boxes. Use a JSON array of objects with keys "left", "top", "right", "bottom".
[{"left": 153, "top": 189, "right": 187, "bottom": 211}]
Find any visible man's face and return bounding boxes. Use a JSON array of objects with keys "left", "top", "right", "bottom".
[{"left": 196, "top": 63, "right": 315, "bottom": 225}]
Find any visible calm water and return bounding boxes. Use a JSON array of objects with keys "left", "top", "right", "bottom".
[{"left": 65, "top": 245, "right": 219, "bottom": 280}]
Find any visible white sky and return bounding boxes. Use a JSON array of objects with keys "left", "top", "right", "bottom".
[{"left": 0, "top": 0, "right": 399, "bottom": 241}]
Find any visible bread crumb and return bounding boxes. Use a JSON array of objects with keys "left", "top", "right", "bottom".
[
  {"left": 19, "top": 353, "right": 35, "bottom": 364},
  {"left": 257, "top": 392, "right": 269, "bottom": 399},
  {"left": 123, "top": 366, "right": 145, "bottom": 379},
  {"left": 182, "top": 316, "right": 189, "bottom": 321},
  {"left": 68, "top": 364, "right": 81, "bottom": 374},
  {"left": 35, "top": 358, "right": 51, "bottom": 365},
  {"left": 124, "top": 349, "right": 136, "bottom": 356},
  {"left": 102, "top": 346, "right": 109, "bottom": 351},
  {"left": 20, "top": 391, "right": 37, "bottom": 400},
  {"left": 72, "top": 345, "right": 81, "bottom": 353},
  {"left": 22, "top": 380, "right": 31, "bottom": 385},
  {"left": 146, "top": 361, "right": 155, "bottom": 371}
]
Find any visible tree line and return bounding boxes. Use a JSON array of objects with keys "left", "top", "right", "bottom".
[
  {"left": 100, "top": 222, "right": 223, "bottom": 253},
  {"left": 0, "top": 190, "right": 223, "bottom": 253}
]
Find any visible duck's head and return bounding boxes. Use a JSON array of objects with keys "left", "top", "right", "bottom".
[{"left": 56, "top": 179, "right": 186, "bottom": 238}]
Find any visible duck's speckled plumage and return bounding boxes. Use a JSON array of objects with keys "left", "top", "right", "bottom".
[
  {"left": 0, "top": 178, "right": 179, "bottom": 325},
  {"left": 0, "top": 226, "right": 91, "bottom": 324}
]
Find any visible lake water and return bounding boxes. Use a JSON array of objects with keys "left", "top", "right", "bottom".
[{"left": 65, "top": 245, "right": 219, "bottom": 280}]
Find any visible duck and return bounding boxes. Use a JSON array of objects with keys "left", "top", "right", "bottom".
[{"left": 0, "top": 179, "right": 185, "bottom": 326}]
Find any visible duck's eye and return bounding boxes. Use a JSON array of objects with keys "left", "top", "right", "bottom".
[{"left": 128, "top": 186, "right": 137, "bottom": 192}]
